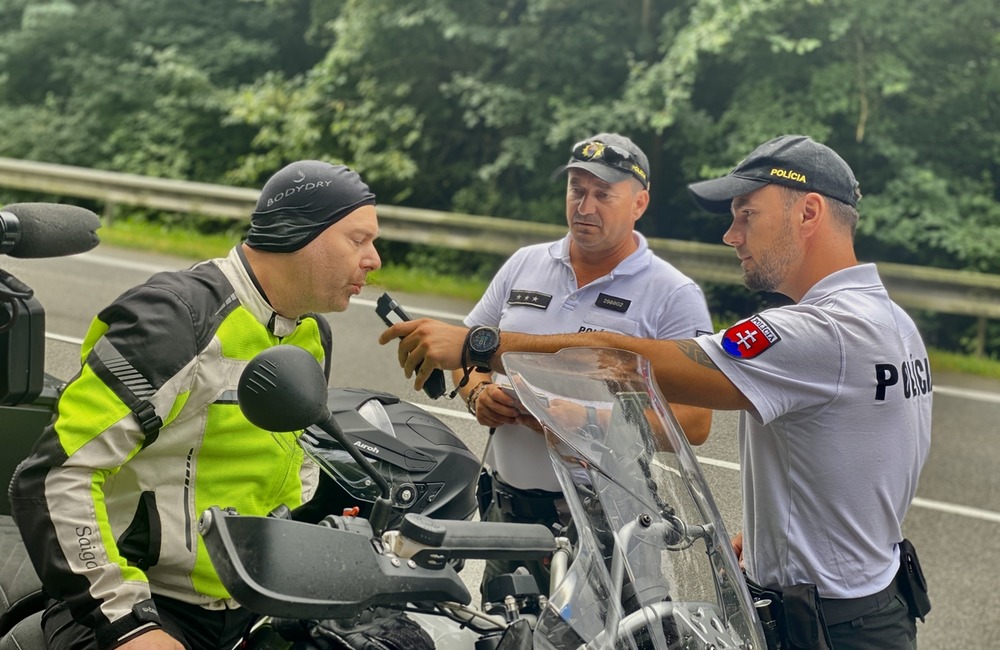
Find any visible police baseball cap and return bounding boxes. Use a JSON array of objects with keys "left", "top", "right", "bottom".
[
  {"left": 687, "top": 135, "right": 861, "bottom": 213},
  {"left": 554, "top": 133, "right": 650, "bottom": 189},
  {"left": 245, "top": 160, "right": 376, "bottom": 253}
]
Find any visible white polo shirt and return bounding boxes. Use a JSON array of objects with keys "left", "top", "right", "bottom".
[
  {"left": 466, "top": 232, "right": 712, "bottom": 490},
  {"left": 695, "top": 264, "right": 932, "bottom": 599}
]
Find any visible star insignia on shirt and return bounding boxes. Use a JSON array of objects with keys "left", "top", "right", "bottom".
[{"left": 506, "top": 290, "right": 553, "bottom": 310}]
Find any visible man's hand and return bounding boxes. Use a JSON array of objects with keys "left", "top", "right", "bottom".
[
  {"left": 118, "top": 628, "right": 185, "bottom": 649},
  {"left": 469, "top": 382, "right": 520, "bottom": 428},
  {"left": 731, "top": 531, "right": 744, "bottom": 570},
  {"left": 378, "top": 319, "right": 470, "bottom": 390}
]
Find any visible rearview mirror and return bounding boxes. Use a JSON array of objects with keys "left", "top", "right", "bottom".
[{"left": 237, "top": 345, "right": 328, "bottom": 432}]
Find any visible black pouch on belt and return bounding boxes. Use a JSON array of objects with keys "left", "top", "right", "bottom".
[
  {"left": 896, "top": 538, "right": 931, "bottom": 621},
  {"left": 476, "top": 467, "right": 494, "bottom": 519},
  {"left": 745, "top": 577, "right": 783, "bottom": 650},
  {"left": 781, "top": 583, "right": 833, "bottom": 650}
]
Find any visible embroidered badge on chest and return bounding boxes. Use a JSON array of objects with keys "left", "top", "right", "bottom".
[
  {"left": 507, "top": 290, "right": 552, "bottom": 309},
  {"left": 721, "top": 315, "right": 780, "bottom": 359},
  {"left": 596, "top": 293, "right": 631, "bottom": 313}
]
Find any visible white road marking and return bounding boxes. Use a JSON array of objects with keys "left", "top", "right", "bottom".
[{"left": 932, "top": 385, "right": 1000, "bottom": 405}]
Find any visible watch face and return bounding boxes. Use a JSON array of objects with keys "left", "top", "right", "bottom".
[{"left": 469, "top": 327, "right": 499, "bottom": 353}]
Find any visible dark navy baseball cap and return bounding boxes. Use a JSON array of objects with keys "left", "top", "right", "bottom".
[
  {"left": 687, "top": 135, "right": 861, "bottom": 213},
  {"left": 554, "top": 133, "right": 650, "bottom": 189}
]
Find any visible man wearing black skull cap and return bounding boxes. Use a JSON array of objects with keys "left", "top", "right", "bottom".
[{"left": 10, "top": 161, "right": 381, "bottom": 649}]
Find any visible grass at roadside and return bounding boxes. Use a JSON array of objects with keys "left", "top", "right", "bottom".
[
  {"left": 98, "top": 219, "right": 1000, "bottom": 381},
  {"left": 927, "top": 349, "right": 1000, "bottom": 380},
  {"left": 368, "top": 266, "right": 490, "bottom": 303},
  {"left": 98, "top": 218, "right": 241, "bottom": 260}
]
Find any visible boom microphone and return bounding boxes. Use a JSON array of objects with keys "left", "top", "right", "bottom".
[{"left": 0, "top": 202, "right": 101, "bottom": 258}]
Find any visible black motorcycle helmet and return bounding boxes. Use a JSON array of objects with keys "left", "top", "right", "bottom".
[{"left": 293, "top": 388, "right": 480, "bottom": 528}]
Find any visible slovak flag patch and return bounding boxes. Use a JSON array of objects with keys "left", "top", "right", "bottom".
[{"left": 721, "top": 315, "right": 780, "bottom": 359}]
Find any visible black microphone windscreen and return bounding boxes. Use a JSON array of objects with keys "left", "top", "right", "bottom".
[{"left": 2, "top": 202, "right": 102, "bottom": 258}]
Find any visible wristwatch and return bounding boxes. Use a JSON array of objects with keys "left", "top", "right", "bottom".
[{"left": 467, "top": 326, "right": 501, "bottom": 372}]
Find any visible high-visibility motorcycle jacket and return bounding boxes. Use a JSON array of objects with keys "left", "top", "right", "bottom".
[{"left": 9, "top": 246, "right": 332, "bottom": 649}]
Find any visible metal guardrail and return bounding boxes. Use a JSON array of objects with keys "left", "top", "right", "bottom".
[{"left": 2, "top": 156, "right": 998, "bottom": 354}]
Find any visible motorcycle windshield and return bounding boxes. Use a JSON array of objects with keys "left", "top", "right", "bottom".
[{"left": 503, "top": 348, "right": 763, "bottom": 650}]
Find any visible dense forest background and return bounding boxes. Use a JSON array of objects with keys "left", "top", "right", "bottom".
[{"left": 0, "top": 0, "right": 997, "bottom": 353}]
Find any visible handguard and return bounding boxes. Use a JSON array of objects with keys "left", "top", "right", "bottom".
[{"left": 199, "top": 506, "right": 470, "bottom": 619}]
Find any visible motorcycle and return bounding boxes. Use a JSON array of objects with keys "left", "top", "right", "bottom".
[
  {"left": 0, "top": 204, "right": 481, "bottom": 649},
  {"left": 1, "top": 202, "right": 770, "bottom": 649},
  {"left": 197, "top": 344, "right": 770, "bottom": 649}
]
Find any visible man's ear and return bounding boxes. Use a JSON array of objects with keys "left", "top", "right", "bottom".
[
  {"left": 633, "top": 187, "right": 650, "bottom": 222},
  {"left": 799, "top": 192, "right": 824, "bottom": 235}
]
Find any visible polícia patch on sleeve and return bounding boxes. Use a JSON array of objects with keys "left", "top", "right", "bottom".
[{"left": 721, "top": 315, "right": 780, "bottom": 359}]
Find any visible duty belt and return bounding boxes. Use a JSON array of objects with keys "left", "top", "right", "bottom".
[
  {"left": 492, "top": 474, "right": 564, "bottom": 522},
  {"left": 820, "top": 575, "right": 904, "bottom": 626}
]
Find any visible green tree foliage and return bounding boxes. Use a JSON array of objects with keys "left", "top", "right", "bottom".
[
  {"left": 222, "top": 0, "right": 999, "bottom": 275},
  {"left": 3, "top": 0, "right": 994, "bottom": 269},
  {"left": 678, "top": 0, "right": 1000, "bottom": 271},
  {"left": 227, "top": 0, "right": 664, "bottom": 219},
  {"left": 0, "top": 0, "right": 322, "bottom": 180},
  {"left": 0, "top": 0, "right": 997, "bottom": 352}
]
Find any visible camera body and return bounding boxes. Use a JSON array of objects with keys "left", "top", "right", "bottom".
[{"left": 0, "top": 278, "right": 45, "bottom": 406}]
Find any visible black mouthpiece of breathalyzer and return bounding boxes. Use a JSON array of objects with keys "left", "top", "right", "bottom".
[{"left": 0, "top": 203, "right": 102, "bottom": 259}]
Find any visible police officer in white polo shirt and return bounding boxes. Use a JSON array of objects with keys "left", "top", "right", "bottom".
[
  {"left": 382, "top": 135, "right": 932, "bottom": 649},
  {"left": 452, "top": 133, "right": 714, "bottom": 598},
  {"left": 684, "top": 135, "right": 931, "bottom": 649}
]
